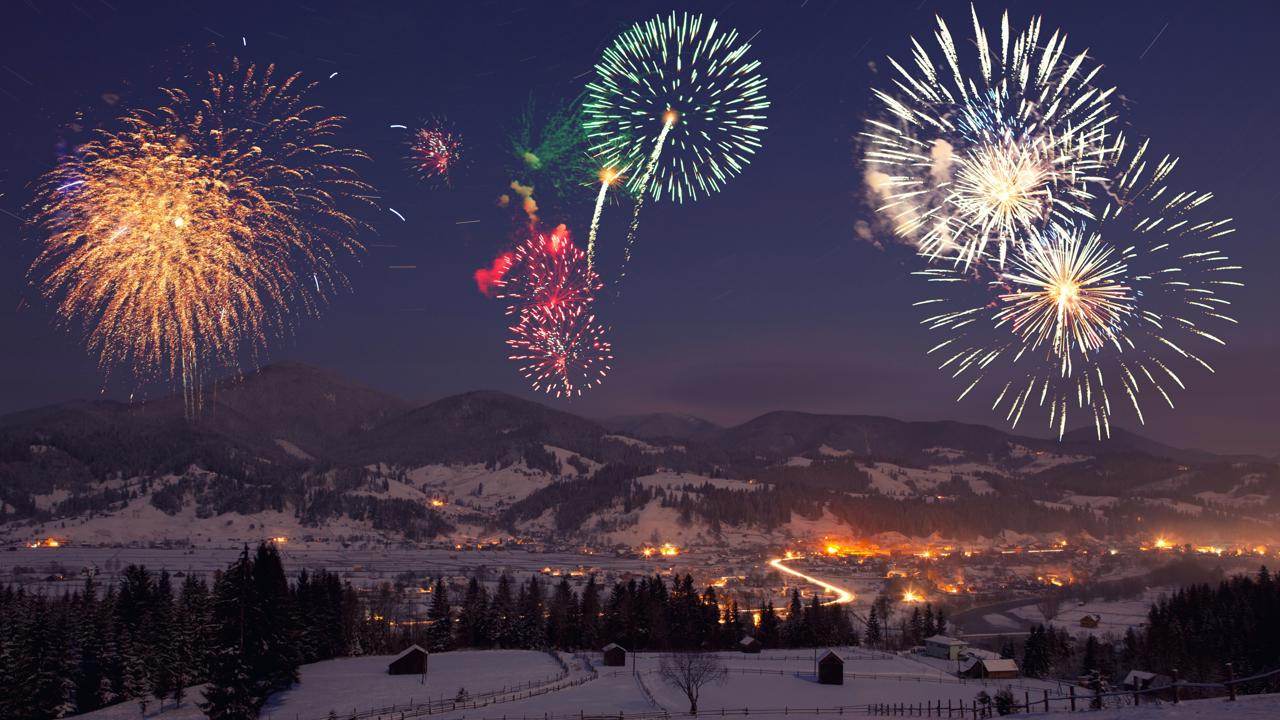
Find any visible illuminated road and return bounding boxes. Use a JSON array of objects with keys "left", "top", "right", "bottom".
[{"left": 769, "top": 555, "right": 855, "bottom": 605}]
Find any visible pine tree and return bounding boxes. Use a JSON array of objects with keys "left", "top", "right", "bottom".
[
  {"left": 758, "top": 602, "right": 780, "bottom": 648},
  {"left": 252, "top": 543, "right": 300, "bottom": 692},
  {"left": 150, "top": 570, "right": 178, "bottom": 707},
  {"left": 202, "top": 548, "right": 269, "bottom": 719},
  {"left": 784, "top": 589, "right": 806, "bottom": 647},
  {"left": 865, "top": 606, "right": 882, "bottom": 648},
  {"left": 518, "top": 577, "right": 546, "bottom": 649},
  {"left": 426, "top": 578, "right": 452, "bottom": 651},
  {"left": 488, "top": 575, "right": 517, "bottom": 648},
  {"left": 456, "top": 578, "right": 489, "bottom": 648},
  {"left": 579, "top": 575, "right": 602, "bottom": 649}
]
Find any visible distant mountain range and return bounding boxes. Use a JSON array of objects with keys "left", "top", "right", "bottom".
[{"left": 1, "top": 363, "right": 1275, "bottom": 545}]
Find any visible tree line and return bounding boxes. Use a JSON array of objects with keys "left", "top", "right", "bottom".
[{"left": 0, "top": 543, "right": 859, "bottom": 720}]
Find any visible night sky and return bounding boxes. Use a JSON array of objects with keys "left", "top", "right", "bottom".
[{"left": 1, "top": 1, "right": 1277, "bottom": 455}]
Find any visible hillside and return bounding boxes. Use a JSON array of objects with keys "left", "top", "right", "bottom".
[{"left": 1, "top": 363, "right": 1276, "bottom": 547}]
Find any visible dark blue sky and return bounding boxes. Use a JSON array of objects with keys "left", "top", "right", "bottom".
[{"left": 1, "top": 1, "right": 1277, "bottom": 455}]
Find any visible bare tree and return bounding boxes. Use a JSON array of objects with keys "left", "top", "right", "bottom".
[{"left": 657, "top": 652, "right": 727, "bottom": 715}]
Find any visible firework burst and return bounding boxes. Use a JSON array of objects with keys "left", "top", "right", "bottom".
[
  {"left": 507, "top": 306, "right": 613, "bottom": 398},
  {"left": 494, "top": 229, "right": 602, "bottom": 321},
  {"left": 407, "top": 118, "right": 464, "bottom": 185},
  {"left": 584, "top": 11, "right": 769, "bottom": 204},
  {"left": 29, "top": 60, "right": 374, "bottom": 414},
  {"left": 917, "top": 136, "right": 1241, "bottom": 439},
  {"left": 864, "top": 6, "right": 1116, "bottom": 267}
]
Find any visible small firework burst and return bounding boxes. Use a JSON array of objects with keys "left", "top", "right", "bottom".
[
  {"left": 494, "top": 229, "right": 602, "bottom": 321},
  {"left": 28, "top": 59, "right": 374, "bottom": 414},
  {"left": 407, "top": 119, "right": 463, "bottom": 185},
  {"left": 863, "top": 6, "right": 1116, "bottom": 267},
  {"left": 507, "top": 306, "right": 613, "bottom": 398},
  {"left": 584, "top": 11, "right": 769, "bottom": 204},
  {"left": 917, "top": 136, "right": 1241, "bottom": 439}
]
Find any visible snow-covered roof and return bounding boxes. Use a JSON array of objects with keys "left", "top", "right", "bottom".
[
  {"left": 981, "top": 659, "right": 1019, "bottom": 673},
  {"left": 924, "top": 635, "right": 967, "bottom": 646},
  {"left": 602, "top": 643, "right": 626, "bottom": 652},
  {"left": 739, "top": 635, "right": 760, "bottom": 646},
  {"left": 819, "top": 650, "right": 843, "bottom": 663},
  {"left": 392, "top": 644, "right": 427, "bottom": 661},
  {"left": 1124, "top": 670, "right": 1163, "bottom": 685}
]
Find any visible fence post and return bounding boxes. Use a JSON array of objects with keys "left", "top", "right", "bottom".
[
  {"left": 947, "top": 699, "right": 952, "bottom": 718},
  {"left": 1171, "top": 669, "right": 1180, "bottom": 704},
  {"left": 1024, "top": 693, "right": 1029, "bottom": 712},
  {"left": 1069, "top": 686, "right": 1075, "bottom": 712},
  {"left": 1226, "top": 662, "right": 1236, "bottom": 701},
  {"left": 1042, "top": 689, "right": 1049, "bottom": 712}
]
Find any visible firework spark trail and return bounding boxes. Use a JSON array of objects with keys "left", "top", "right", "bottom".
[
  {"left": 28, "top": 60, "right": 374, "bottom": 416},
  {"left": 586, "top": 167, "right": 621, "bottom": 271},
  {"left": 616, "top": 114, "right": 676, "bottom": 286},
  {"left": 915, "top": 135, "right": 1242, "bottom": 439},
  {"left": 863, "top": 6, "right": 1117, "bottom": 268}
]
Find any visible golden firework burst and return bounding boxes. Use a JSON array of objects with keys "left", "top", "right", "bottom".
[{"left": 29, "top": 60, "right": 375, "bottom": 414}]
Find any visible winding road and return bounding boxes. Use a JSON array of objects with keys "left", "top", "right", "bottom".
[{"left": 768, "top": 555, "right": 855, "bottom": 605}]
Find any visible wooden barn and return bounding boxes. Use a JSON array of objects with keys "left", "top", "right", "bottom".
[
  {"left": 960, "top": 657, "right": 1019, "bottom": 680},
  {"left": 1079, "top": 614, "right": 1101, "bottom": 629},
  {"left": 602, "top": 643, "right": 627, "bottom": 667},
  {"left": 817, "top": 650, "right": 844, "bottom": 685},
  {"left": 387, "top": 644, "right": 428, "bottom": 675},
  {"left": 738, "top": 636, "right": 763, "bottom": 654}
]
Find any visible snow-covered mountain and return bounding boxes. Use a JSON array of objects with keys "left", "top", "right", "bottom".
[{"left": 1, "top": 363, "right": 1275, "bottom": 547}]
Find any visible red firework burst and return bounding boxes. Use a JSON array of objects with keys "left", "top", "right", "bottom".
[
  {"left": 494, "top": 228, "right": 602, "bottom": 320},
  {"left": 407, "top": 120, "right": 463, "bottom": 184},
  {"left": 507, "top": 306, "right": 613, "bottom": 398}
]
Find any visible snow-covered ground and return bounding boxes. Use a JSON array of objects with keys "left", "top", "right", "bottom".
[
  {"left": 1010, "top": 588, "right": 1168, "bottom": 638},
  {"left": 1048, "top": 694, "right": 1279, "bottom": 719},
  {"left": 73, "top": 647, "right": 1089, "bottom": 720}
]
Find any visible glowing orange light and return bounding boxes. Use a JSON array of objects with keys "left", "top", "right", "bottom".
[
  {"left": 825, "top": 544, "right": 841, "bottom": 555},
  {"left": 659, "top": 543, "right": 680, "bottom": 557},
  {"left": 902, "top": 589, "right": 923, "bottom": 603},
  {"left": 1153, "top": 537, "right": 1171, "bottom": 550},
  {"left": 663, "top": 109, "right": 679, "bottom": 125},
  {"left": 429, "top": 498, "right": 446, "bottom": 508}
]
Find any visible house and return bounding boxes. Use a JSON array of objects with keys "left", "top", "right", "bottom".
[
  {"left": 960, "top": 657, "right": 1019, "bottom": 679},
  {"left": 602, "top": 643, "right": 627, "bottom": 667},
  {"left": 738, "top": 635, "right": 763, "bottom": 654},
  {"left": 924, "top": 635, "right": 968, "bottom": 661},
  {"left": 817, "top": 650, "right": 844, "bottom": 685},
  {"left": 1122, "top": 670, "right": 1171, "bottom": 691},
  {"left": 1079, "top": 614, "right": 1101, "bottom": 629},
  {"left": 387, "top": 644, "right": 428, "bottom": 675}
]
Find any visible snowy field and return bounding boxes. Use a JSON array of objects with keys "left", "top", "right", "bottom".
[
  {"left": 1010, "top": 588, "right": 1170, "bottom": 638},
  {"left": 72, "top": 647, "right": 1097, "bottom": 720}
]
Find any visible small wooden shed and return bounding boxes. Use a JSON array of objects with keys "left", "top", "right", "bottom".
[
  {"left": 817, "top": 650, "right": 844, "bottom": 685},
  {"left": 960, "top": 657, "right": 1019, "bottom": 680},
  {"left": 738, "top": 635, "right": 763, "bottom": 654},
  {"left": 602, "top": 642, "right": 627, "bottom": 667},
  {"left": 388, "top": 644, "right": 428, "bottom": 675}
]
